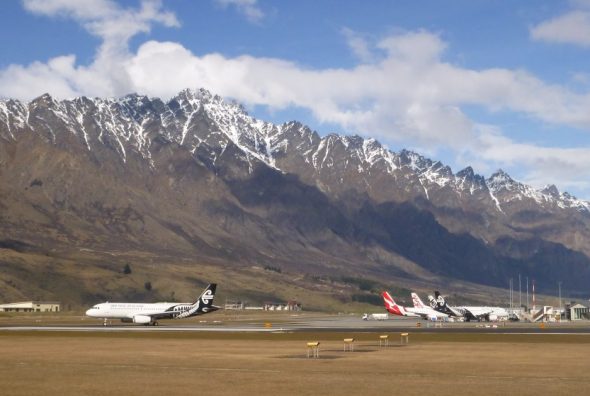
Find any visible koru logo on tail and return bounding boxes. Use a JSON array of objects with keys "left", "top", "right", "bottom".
[
  {"left": 201, "top": 290, "right": 214, "bottom": 304},
  {"left": 429, "top": 298, "right": 437, "bottom": 309}
]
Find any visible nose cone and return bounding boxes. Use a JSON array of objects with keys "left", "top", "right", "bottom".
[{"left": 85, "top": 309, "right": 95, "bottom": 317}]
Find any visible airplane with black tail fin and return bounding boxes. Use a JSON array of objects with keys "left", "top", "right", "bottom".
[
  {"left": 428, "top": 291, "right": 463, "bottom": 318},
  {"left": 428, "top": 290, "right": 509, "bottom": 322},
  {"left": 86, "top": 283, "right": 219, "bottom": 326}
]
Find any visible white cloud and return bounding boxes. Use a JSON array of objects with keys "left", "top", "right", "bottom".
[
  {"left": 0, "top": 56, "right": 79, "bottom": 99},
  {"left": 341, "top": 28, "right": 374, "bottom": 63},
  {"left": 16, "top": 0, "right": 180, "bottom": 96},
  {"left": 530, "top": 1, "right": 590, "bottom": 48},
  {"left": 214, "top": 0, "right": 265, "bottom": 23},
  {"left": 377, "top": 30, "right": 447, "bottom": 64},
  {"left": 472, "top": 129, "right": 590, "bottom": 194},
  {"left": 531, "top": 10, "right": 590, "bottom": 47},
  {"left": 23, "top": 0, "right": 179, "bottom": 45}
]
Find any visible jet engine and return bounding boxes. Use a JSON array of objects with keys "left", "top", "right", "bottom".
[{"left": 132, "top": 315, "right": 152, "bottom": 324}]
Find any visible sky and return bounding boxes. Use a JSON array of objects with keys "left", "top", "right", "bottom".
[{"left": 1, "top": 0, "right": 590, "bottom": 199}]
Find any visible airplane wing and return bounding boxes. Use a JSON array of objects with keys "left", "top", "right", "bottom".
[
  {"left": 415, "top": 312, "right": 433, "bottom": 320},
  {"left": 403, "top": 311, "right": 422, "bottom": 318},
  {"left": 131, "top": 303, "right": 195, "bottom": 320},
  {"left": 147, "top": 303, "right": 220, "bottom": 320},
  {"left": 144, "top": 311, "right": 179, "bottom": 320},
  {"left": 411, "top": 307, "right": 447, "bottom": 320},
  {"left": 446, "top": 305, "right": 464, "bottom": 317}
]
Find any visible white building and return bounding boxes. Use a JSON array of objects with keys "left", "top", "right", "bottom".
[
  {"left": 567, "top": 303, "right": 588, "bottom": 320},
  {"left": 0, "top": 301, "right": 60, "bottom": 313},
  {"left": 224, "top": 300, "right": 245, "bottom": 310},
  {"left": 263, "top": 301, "right": 301, "bottom": 311}
]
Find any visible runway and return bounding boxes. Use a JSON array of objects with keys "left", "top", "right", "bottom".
[
  {"left": 2, "top": 315, "right": 590, "bottom": 334},
  {"left": 0, "top": 326, "right": 279, "bottom": 332}
]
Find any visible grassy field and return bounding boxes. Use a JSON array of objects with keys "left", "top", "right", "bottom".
[{"left": 1, "top": 331, "right": 589, "bottom": 396}]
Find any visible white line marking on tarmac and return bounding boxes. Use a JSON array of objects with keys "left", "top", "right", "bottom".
[{"left": 0, "top": 326, "right": 286, "bottom": 332}]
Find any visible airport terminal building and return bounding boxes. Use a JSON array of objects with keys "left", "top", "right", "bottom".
[{"left": 0, "top": 301, "right": 60, "bottom": 313}]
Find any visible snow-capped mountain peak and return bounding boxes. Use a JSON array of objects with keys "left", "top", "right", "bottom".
[{"left": 0, "top": 89, "right": 588, "bottom": 214}]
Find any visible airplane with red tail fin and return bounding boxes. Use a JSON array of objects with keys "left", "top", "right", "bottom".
[{"left": 382, "top": 291, "right": 448, "bottom": 321}]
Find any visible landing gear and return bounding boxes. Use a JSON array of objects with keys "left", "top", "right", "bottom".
[
  {"left": 150, "top": 321, "right": 159, "bottom": 326},
  {"left": 103, "top": 318, "right": 108, "bottom": 326}
]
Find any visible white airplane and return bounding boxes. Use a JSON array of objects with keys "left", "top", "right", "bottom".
[
  {"left": 382, "top": 291, "right": 448, "bottom": 321},
  {"left": 428, "top": 291, "right": 509, "bottom": 322},
  {"left": 86, "top": 284, "right": 219, "bottom": 326}
]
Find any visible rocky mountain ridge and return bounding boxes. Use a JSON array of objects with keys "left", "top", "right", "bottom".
[
  {"left": 2, "top": 89, "right": 586, "bottom": 213},
  {"left": 1, "top": 88, "right": 590, "bottom": 306}
]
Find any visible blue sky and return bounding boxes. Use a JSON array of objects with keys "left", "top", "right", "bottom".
[{"left": 2, "top": 0, "right": 590, "bottom": 199}]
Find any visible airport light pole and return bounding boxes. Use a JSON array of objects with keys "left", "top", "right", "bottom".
[
  {"left": 526, "top": 276, "right": 529, "bottom": 311},
  {"left": 509, "top": 278, "right": 513, "bottom": 312},
  {"left": 519, "top": 274, "right": 521, "bottom": 308},
  {"left": 533, "top": 279, "right": 537, "bottom": 311},
  {"left": 558, "top": 281, "right": 562, "bottom": 320}
]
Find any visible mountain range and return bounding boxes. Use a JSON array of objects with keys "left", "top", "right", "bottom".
[{"left": 1, "top": 88, "right": 589, "bottom": 309}]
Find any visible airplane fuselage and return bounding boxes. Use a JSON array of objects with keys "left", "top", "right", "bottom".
[
  {"left": 86, "top": 302, "right": 194, "bottom": 320},
  {"left": 457, "top": 306, "right": 509, "bottom": 321}
]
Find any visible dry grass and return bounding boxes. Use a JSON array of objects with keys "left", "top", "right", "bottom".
[{"left": 1, "top": 331, "right": 589, "bottom": 396}]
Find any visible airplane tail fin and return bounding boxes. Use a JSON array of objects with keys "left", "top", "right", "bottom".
[
  {"left": 177, "top": 283, "right": 218, "bottom": 318},
  {"left": 195, "top": 283, "right": 217, "bottom": 313},
  {"left": 428, "top": 294, "right": 438, "bottom": 309},
  {"left": 411, "top": 292, "right": 426, "bottom": 308},
  {"left": 434, "top": 290, "right": 446, "bottom": 309},
  {"left": 382, "top": 291, "right": 406, "bottom": 316},
  {"left": 433, "top": 290, "right": 462, "bottom": 317}
]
